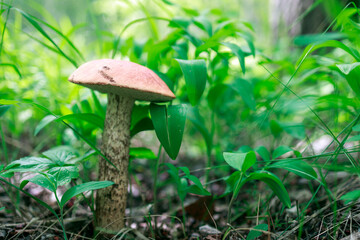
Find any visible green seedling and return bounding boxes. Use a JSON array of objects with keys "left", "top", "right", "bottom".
[
  {"left": 223, "top": 146, "right": 318, "bottom": 224},
  {"left": 2, "top": 147, "right": 113, "bottom": 240},
  {"left": 166, "top": 163, "right": 211, "bottom": 226}
]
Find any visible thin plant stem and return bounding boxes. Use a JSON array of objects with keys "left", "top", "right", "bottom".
[
  {"left": 227, "top": 172, "right": 245, "bottom": 224},
  {"left": 0, "top": 123, "right": 8, "bottom": 163},
  {"left": 153, "top": 144, "right": 162, "bottom": 231}
]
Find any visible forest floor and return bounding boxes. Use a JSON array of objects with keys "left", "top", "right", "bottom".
[{"left": 1, "top": 157, "right": 359, "bottom": 239}]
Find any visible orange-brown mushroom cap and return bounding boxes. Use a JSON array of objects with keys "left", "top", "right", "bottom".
[{"left": 69, "top": 59, "right": 175, "bottom": 101}]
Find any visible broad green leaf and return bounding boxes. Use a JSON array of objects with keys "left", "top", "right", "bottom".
[
  {"left": 336, "top": 63, "right": 360, "bottom": 96},
  {"left": 0, "top": 207, "right": 4, "bottom": 211},
  {"left": 272, "top": 146, "right": 293, "bottom": 159},
  {"left": 246, "top": 224, "right": 268, "bottom": 240},
  {"left": 267, "top": 160, "right": 318, "bottom": 180},
  {"left": 176, "top": 59, "right": 207, "bottom": 106},
  {"left": 255, "top": 146, "right": 270, "bottom": 161},
  {"left": 0, "top": 105, "right": 11, "bottom": 117},
  {"left": 340, "top": 189, "right": 360, "bottom": 204},
  {"left": 150, "top": 104, "right": 187, "bottom": 160},
  {"left": 280, "top": 123, "right": 306, "bottom": 140},
  {"left": 48, "top": 166, "right": 79, "bottom": 186},
  {"left": 230, "top": 79, "right": 256, "bottom": 111},
  {"left": 129, "top": 147, "right": 157, "bottom": 160},
  {"left": 8, "top": 157, "right": 54, "bottom": 172},
  {"left": 0, "top": 165, "right": 3, "bottom": 171},
  {"left": 60, "top": 181, "right": 114, "bottom": 208},
  {"left": 21, "top": 174, "right": 57, "bottom": 192},
  {"left": 221, "top": 42, "right": 246, "bottom": 74},
  {"left": 42, "top": 148, "right": 77, "bottom": 165},
  {"left": 247, "top": 171, "right": 291, "bottom": 208},
  {"left": 223, "top": 151, "right": 256, "bottom": 172}
]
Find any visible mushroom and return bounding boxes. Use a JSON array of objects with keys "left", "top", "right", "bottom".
[{"left": 68, "top": 59, "right": 175, "bottom": 231}]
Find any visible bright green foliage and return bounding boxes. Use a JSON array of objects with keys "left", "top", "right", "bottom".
[
  {"left": 166, "top": 163, "right": 210, "bottom": 202},
  {"left": 176, "top": 59, "right": 207, "bottom": 106},
  {"left": 246, "top": 223, "right": 268, "bottom": 240},
  {"left": 223, "top": 151, "right": 256, "bottom": 172},
  {"left": 150, "top": 104, "right": 187, "bottom": 160},
  {"left": 340, "top": 189, "right": 360, "bottom": 204}
]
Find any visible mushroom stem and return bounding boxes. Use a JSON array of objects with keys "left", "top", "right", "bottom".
[{"left": 96, "top": 93, "right": 134, "bottom": 231}]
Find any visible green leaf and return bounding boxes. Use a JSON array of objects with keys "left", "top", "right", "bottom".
[
  {"left": 42, "top": 148, "right": 77, "bottom": 165},
  {"left": 267, "top": 160, "right": 318, "bottom": 180},
  {"left": 223, "top": 151, "right": 256, "bottom": 172},
  {"left": 347, "top": 134, "right": 360, "bottom": 142},
  {"left": 0, "top": 63, "right": 22, "bottom": 78},
  {"left": 255, "top": 146, "right": 270, "bottom": 161},
  {"left": 186, "top": 184, "right": 211, "bottom": 196},
  {"left": 272, "top": 146, "right": 293, "bottom": 159},
  {"left": 0, "top": 105, "right": 11, "bottom": 117},
  {"left": 340, "top": 190, "right": 360, "bottom": 204},
  {"left": 34, "top": 115, "right": 57, "bottom": 136},
  {"left": 193, "top": 15, "right": 213, "bottom": 36},
  {"left": 294, "top": 32, "right": 345, "bottom": 46},
  {"left": 353, "top": 124, "right": 360, "bottom": 132},
  {"left": 246, "top": 224, "right": 268, "bottom": 240},
  {"left": 0, "top": 207, "right": 4, "bottom": 211},
  {"left": 336, "top": 63, "right": 360, "bottom": 96},
  {"left": 176, "top": 59, "right": 207, "bottom": 106},
  {"left": 150, "top": 104, "right": 187, "bottom": 160},
  {"left": 221, "top": 42, "right": 246, "bottom": 74},
  {"left": 129, "top": 147, "right": 157, "bottom": 160},
  {"left": 48, "top": 166, "right": 79, "bottom": 186},
  {"left": 237, "top": 32, "right": 255, "bottom": 57},
  {"left": 185, "top": 175, "right": 211, "bottom": 196},
  {"left": 21, "top": 174, "right": 57, "bottom": 192},
  {"left": 60, "top": 181, "right": 114, "bottom": 209},
  {"left": 230, "top": 79, "right": 256, "bottom": 110},
  {"left": 247, "top": 171, "right": 291, "bottom": 208},
  {"left": 296, "top": 40, "right": 360, "bottom": 67},
  {"left": 280, "top": 123, "right": 306, "bottom": 139},
  {"left": 9, "top": 157, "right": 54, "bottom": 172}
]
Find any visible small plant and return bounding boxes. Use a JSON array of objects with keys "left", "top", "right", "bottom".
[
  {"left": 223, "top": 145, "right": 318, "bottom": 224},
  {"left": 166, "top": 163, "right": 210, "bottom": 226},
  {"left": 1, "top": 146, "right": 113, "bottom": 240}
]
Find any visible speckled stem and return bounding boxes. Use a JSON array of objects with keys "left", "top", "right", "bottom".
[{"left": 96, "top": 93, "right": 134, "bottom": 231}]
